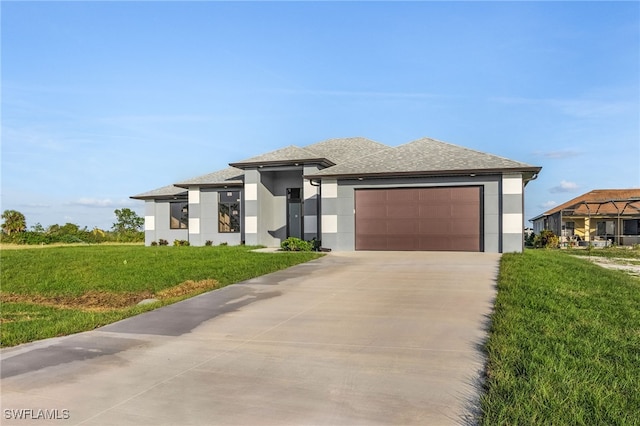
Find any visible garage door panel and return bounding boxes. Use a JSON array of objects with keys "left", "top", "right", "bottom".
[
  {"left": 419, "top": 205, "right": 452, "bottom": 219},
  {"left": 356, "top": 218, "right": 388, "bottom": 234},
  {"left": 386, "top": 219, "right": 419, "bottom": 234},
  {"left": 418, "top": 236, "right": 451, "bottom": 251},
  {"left": 451, "top": 187, "right": 479, "bottom": 200},
  {"left": 419, "top": 187, "right": 451, "bottom": 202},
  {"left": 451, "top": 205, "right": 480, "bottom": 219},
  {"left": 387, "top": 189, "right": 419, "bottom": 203},
  {"left": 387, "top": 204, "right": 419, "bottom": 219},
  {"left": 450, "top": 220, "right": 480, "bottom": 234},
  {"left": 355, "top": 187, "right": 481, "bottom": 251},
  {"left": 419, "top": 219, "right": 452, "bottom": 235},
  {"left": 355, "top": 192, "right": 387, "bottom": 208},
  {"left": 447, "top": 236, "right": 480, "bottom": 251},
  {"left": 357, "top": 204, "right": 388, "bottom": 219}
]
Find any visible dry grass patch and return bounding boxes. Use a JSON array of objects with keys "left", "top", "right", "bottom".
[
  {"left": 0, "top": 279, "right": 220, "bottom": 312},
  {"left": 155, "top": 279, "right": 220, "bottom": 299},
  {"left": 0, "top": 291, "right": 154, "bottom": 311}
]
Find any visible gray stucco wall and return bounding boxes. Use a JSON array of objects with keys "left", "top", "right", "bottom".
[
  {"left": 188, "top": 188, "right": 243, "bottom": 247},
  {"left": 321, "top": 175, "right": 509, "bottom": 252},
  {"left": 144, "top": 199, "right": 188, "bottom": 245},
  {"left": 500, "top": 174, "right": 525, "bottom": 253},
  {"left": 245, "top": 167, "right": 304, "bottom": 247},
  {"left": 303, "top": 164, "right": 321, "bottom": 241}
]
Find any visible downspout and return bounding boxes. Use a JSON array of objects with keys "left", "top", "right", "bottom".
[{"left": 310, "top": 178, "right": 322, "bottom": 250}]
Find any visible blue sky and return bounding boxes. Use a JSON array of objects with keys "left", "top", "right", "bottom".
[{"left": 2, "top": 1, "right": 639, "bottom": 231}]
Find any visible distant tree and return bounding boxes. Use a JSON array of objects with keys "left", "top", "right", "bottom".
[
  {"left": 112, "top": 208, "right": 144, "bottom": 233},
  {"left": 30, "top": 223, "right": 46, "bottom": 233},
  {"left": 1, "top": 210, "right": 27, "bottom": 235}
]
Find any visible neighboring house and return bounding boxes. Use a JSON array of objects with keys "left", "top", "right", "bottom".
[
  {"left": 131, "top": 137, "right": 541, "bottom": 252},
  {"left": 530, "top": 189, "right": 640, "bottom": 246}
]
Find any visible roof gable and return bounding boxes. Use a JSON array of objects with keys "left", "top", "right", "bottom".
[
  {"left": 305, "top": 137, "right": 388, "bottom": 164},
  {"left": 174, "top": 167, "right": 244, "bottom": 188},
  {"left": 307, "top": 137, "right": 540, "bottom": 178},
  {"left": 130, "top": 184, "right": 186, "bottom": 200},
  {"left": 229, "top": 145, "right": 331, "bottom": 168}
]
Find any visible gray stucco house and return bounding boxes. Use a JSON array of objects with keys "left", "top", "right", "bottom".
[{"left": 131, "top": 137, "right": 541, "bottom": 252}]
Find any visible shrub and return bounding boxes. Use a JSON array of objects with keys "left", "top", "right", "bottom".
[
  {"left": 205, "top": 240, "right": 213, "bottom": 246},
  {"left": 219, "top": 242, "right": 228, "bottom": 246},
  {"left": 173, "top": 239, "right": 190, "bottom": 246},
  {"left": 151, "top": 241, "right": 158, "bottom": 246},
  {"left": 534, "top": 230, "right": 559, "bottom": 249},
  {"left": 158, "top": 239, "right": 169, "bottom": 246},
  {"left": 524, "top": 232, "right": 536, "bottom": 247},
  {"left": 281, "top": 237, "right": 314, "bottom": 251}
]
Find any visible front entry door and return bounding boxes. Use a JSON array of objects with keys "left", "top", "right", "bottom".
[{"left": 287, "top": 188, "right": 302, "bottom": 239}]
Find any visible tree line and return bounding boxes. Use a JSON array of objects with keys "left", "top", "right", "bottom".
[{"left": 0, "top": 208, "right": 144, "bottom": 245}]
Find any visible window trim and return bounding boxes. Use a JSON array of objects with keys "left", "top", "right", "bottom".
[
  {"left": 219, "top": 191, "right": 241, "bottom": 233},
  {"left": 170, "top": 201, "right": 189, "bottom": 230}
]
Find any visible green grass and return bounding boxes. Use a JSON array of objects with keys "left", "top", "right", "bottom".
[
  {"left": 0, "top": 245, "right": 322, "bottom": 346},
  {"left": 481, "top": 250, "right": 640, "bottom": 425}
]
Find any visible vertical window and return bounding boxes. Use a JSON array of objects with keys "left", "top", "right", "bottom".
[
  {"left": 219, "top": 191, "right": 240, "bottom": 233},
  {"left": 562, "top": 221, "right": 575, "bottom": 237},
  {"left": 170, "top": 202, "right": 189, "bottom": 229},
  {"left": 596, "top": 220, "right": 615, "bottom": 237}
]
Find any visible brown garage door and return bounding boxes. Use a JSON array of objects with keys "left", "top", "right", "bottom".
[{"left": 355, "top": 187, "right": 482, "bottom": 251}]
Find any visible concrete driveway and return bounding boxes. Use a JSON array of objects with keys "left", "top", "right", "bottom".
[{"left": 1, "top": 251, "right": 500, "bottom": 426}]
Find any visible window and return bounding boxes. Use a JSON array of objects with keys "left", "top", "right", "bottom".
[
  {"left": 170, "top": 202, "right": 188, "bottom": 229},
  {"left": 623, "top": 219, "right": 640, "bottom": 235},
  {"left": 219, "top": 191, "right": 240, "bottom": 233},
  {"left": 596, "top": 220, "right": 615, "bottom": 237},
  {"left": 562, "top": 221, "right": 575, "bottom": 237}
]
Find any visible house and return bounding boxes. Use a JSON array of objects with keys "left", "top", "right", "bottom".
[
  {"left": 530, "top": 189, "right": 640, "bottom": 246},
  {"left": 131, "top": 137, "right": 541, "bottom": 252}
]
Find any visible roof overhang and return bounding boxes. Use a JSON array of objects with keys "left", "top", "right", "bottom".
[
  {"left": 173, "top": 181, "right": 244, "bottom": 189},
  {"left": 130, "top": 193, "right": 187, "bottom": 201},
  {"left": 305, "top": 167, "right": 542, "bottom": 181},
  {"left": 230, "top": 158, "right": 334, "bottom": 169}
]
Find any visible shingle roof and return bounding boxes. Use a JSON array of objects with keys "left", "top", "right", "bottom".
[
  {"left": 305, "top": 137, "right": 388, "bottom": 164},
  {"left": 306, "top": 137, "right": 540, "bottom": 178},
  {"left": 542, "top": 189, "right": 640, "bottom": 216},
  {"left": 174, "top": 167, "right": 244, "bottom": 188},
  {"left": 229, "top": 145, "right": 332, "bottom": 168},
  {"left": 132, "top": 137, "right": 542, "bottom": 200},
  {"left": 130, "top": 184, "right": 187, "bottom": 200}
]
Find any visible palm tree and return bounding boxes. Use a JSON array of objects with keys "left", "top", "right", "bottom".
[{"left": 1, "top": 210, "right": 27, "bottom": 235}]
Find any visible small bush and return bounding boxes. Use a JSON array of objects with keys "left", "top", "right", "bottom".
[
  {"left": 173, "top": 239, "right": 190, "bottom": 246},
  {"left": 524, "top": 232, "right": 536, "bottom": 247},
  {"left": 150, "top": 241, "right": 158, "bottom": 246},
  {"left": 219, "top": 242, "right": 228, "bottom": 246},
  {"left": 281, "top": 237, "right": 314, "bottom": 251},
  {"left": 534, "top": 230, "right": 559, "bottom": 249},
  {"left": 158, "top": 239, "right": 169, "bottom": 246},
  {"left": 205, "top": 240, "right": 213, "bottom": 246}
]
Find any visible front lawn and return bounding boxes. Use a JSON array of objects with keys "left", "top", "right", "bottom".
[
  {"left": 481, "top": 250, "right": 640, "bottom": 425},
  {"left": 0, "top": 245, "right": 322, "bottom": 347}
]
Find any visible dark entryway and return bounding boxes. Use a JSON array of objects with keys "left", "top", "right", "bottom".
[
  {"left": 287, "top": 188, "right": 302, "bottom": 239},
  {"left": 354, "top": 187, "right": 482, "bottom": 251}
]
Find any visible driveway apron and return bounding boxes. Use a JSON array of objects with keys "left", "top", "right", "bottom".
[{"left": 1, "top": 251, "right": 500, "bottom": 425}]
